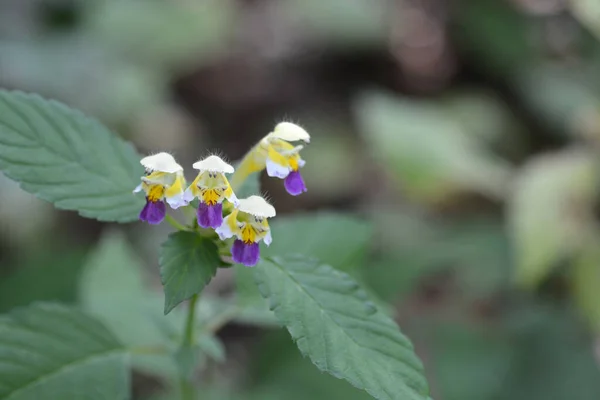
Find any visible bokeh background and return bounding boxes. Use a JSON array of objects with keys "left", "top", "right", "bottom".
[{"left": 3, "top": 0, "right": 600, "bottom": 399}]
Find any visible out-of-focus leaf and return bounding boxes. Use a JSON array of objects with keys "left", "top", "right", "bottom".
[
  {"left": 79, "top": 230, "right": 181, "bottom": 377},
  {"left": 0, "top": 303, "right": 129, "bottom": 400},
  {"left": 571, "top": 242, "right": 600, "bottom": 333},
  {"left": 453, "top": 0, "right": 536, "bottom": 75},
  {"left": 508, "top": 149, "right": 599, "bottom": 288},
  {"left": 264, "top": 213, "right": 372, "bottom": 271},
  {"left": 356, "top": 91, "right": 512, "bottom": 202},
  {"left": 498, "top": 306, "right": 600, "bottom": 400},
  {"left": 254, "top": 256, "right": 431, "bottom": 400},
  {"left": 249, "top": 330, "right": 372, "bottom": 400},
  {"left": 0, "top": 248, "right": 86, "bottom": 313},
  {"left": 0, "top": 90, "right": 144, "bottom": 222},
  {"left": 280, "top": 0, "right": 387, "bottom": 49},
  {"left": 0, "top": 40, "right": 164, "bottom": 125},
  {"left": 159, "top": 232, "right": 221, "bottom": 315},
  {"left": 85, "top": 0, "right": 234, "bottom": 72},
  {"left": 427, "top": 322, "right": 513, "bottom": 400},
  {"left": 571, "top": 0, "right": 600, "bottom": 41},
  {"left": 512, "top": 65, "right": 600, "bottom": 139}
]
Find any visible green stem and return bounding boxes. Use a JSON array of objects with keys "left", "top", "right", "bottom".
[
  {"left": 179, "top": 294, "right": 199, "bottom": 400},
  {"left": 166, "top": 214, "right": 189, "bottom": 231},
  {"left": 183, "top": 294, "right": 199, "bottom": 347}
]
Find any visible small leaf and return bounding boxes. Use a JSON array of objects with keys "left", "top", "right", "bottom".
[
  {"left": 0, "top": 303, "right": 129, "bottom": 400},
  {"left": 253, "top": 256, "right": 430, "bottom": 400},
  {"left": 159, "top": 231, "right": 221, "bottom": 315},
  {"left": 0, "top": 90, "right": 144, "bottom": 222}
]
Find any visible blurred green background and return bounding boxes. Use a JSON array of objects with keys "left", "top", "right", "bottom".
[{"left": 3, "top": 0, "right": 600, "bottom": 399}]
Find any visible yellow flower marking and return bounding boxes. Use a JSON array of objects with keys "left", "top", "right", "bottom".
[
  {"left": 164, "top": 174, "right": 185, "bottom": 198},
  {"left": 202, "top": 188, "right": 221, "bottom": 205},
  {"left": 241, "top": 224, "right": 257, "bottom": 244},
  {"left": 147, "top": 184, "right": 164, "bottom": 202}
]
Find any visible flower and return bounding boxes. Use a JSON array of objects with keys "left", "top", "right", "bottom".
[
  {"left": 230, "top": 122, "right": 310, "bottom": 196},
  {"left": 215, "top": 195, "right": 275, "bottom": 267},
  {"left": 133, "top": 153, "right": 187, "bottom": 225},
  {"left": 183, "top": 155, "right": 239, "bottom": 229}
]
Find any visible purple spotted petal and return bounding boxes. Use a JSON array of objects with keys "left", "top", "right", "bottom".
[
  {"left": 139, "top": 200, "right": 166, "bottom": 225},
  {"left": 197, "top": 202, "right": 223, "bottom": 229},
  {"left": 231, "top": 240, "right": 260, "bottom": 267},
  {"left": 284, "top": 170, "right": 307, "bottom": 196}
]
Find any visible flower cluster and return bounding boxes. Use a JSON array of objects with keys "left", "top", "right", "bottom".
[{"left": 133, "top": 122, "right": 310, "bottom": 267}]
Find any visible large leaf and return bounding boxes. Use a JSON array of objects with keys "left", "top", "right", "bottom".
[
  {"left": 0, "top": 90, "right": 143, "bottom": 222},
  {"left": 235, "top": 213, "right": 372, "bottom": 326},
  {"left": 159, "top": 232, "right": 222, "bottom": 315},
  {"left": 253, "top": 256, "right": 430, "bottom": 400},
  {"left": 79, "top": 231, "right": 181, "bottom": 377},
  {"left": 0, "top": 303, "right": 129, "bottom": 400},
  {"left": 508, "top": 149, "right": 599, "bottom": 288}
]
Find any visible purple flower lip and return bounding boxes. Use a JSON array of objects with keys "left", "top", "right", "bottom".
[
  {"left": 197, "top": 202, "right": 223, "bottom": 229},
  {"left": 139, "top": 199, "right": 166, "bottom": 225},
  {"left": 231, "top": 239, "right": 260, "bottom": 267},
  {"left": 284, "top": 170, "right": 307, "bottom": 196}
]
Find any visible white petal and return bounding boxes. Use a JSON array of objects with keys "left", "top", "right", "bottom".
[
  {"left": 269, "top": 122, "right": 310, "bottom": 143},
  {"left": 298, "top": 158, "right": 306, "bottom": 168},
  {"left": 183, "top": 188, "right": 195, "bottom": 203},
  {"left": 264, "top": 230, "right": 272, "bottom": 246},
  {"left": 192, "top": 155, "right": 234, "bottom": 173},
  {"left": 227, "top": 190, "right": 240, "bottom": 207},
  {"left": 141, "top": 152, "right": 183, "bottom": 173},
  {"left": 133, "top": 183, "right": 143, "bottom": 193},
  {"left": 215, "top": 215, "right": 235, "bottom": 240},
  {"left": 166, "top": 193, "right": 188, "bottom": 209},
  {"left": 238, "top": 196, "right": 276, "bottom": 218},
  {"left": 266, "top": 158, "right": 290, "bottom": 179}
]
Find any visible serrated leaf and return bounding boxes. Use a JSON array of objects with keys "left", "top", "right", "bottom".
[
  {"left": 508, "top": 149, "right": 599, "bottom": 288},
  {"left": 159, "top": 232, "right": 221, "bottom": 315},
  {"left": 0, "top": 90, "right": 143, "bottom": 222},
  {"left": 79, "top": 230, "right": 181, "bottom": 377},
  {"left": 235, "top": 213, "right": 372, "bottom": 327},
  {"left": 0, "top": 303, "right": 129, "bottom": 400},
  {"left": 253, "top": 256, "right": 430, "bottom": 400}
]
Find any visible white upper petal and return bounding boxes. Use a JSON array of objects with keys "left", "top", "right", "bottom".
[
  {"left": 192, "top": 155, "right": 234, "bottom": 173},
  {"left": 141, "top": 152, "right": 183, "bottom": 173},
  {"left": 268, "top": 122, "right": 310, "bottom": 143},
  {"left": 238, "top": 196, "right": 276, "bottom": 218}
]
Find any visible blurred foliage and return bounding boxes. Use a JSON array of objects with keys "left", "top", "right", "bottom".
[{"left": 4, "top": 0, "right": 600, "bottom": 398}]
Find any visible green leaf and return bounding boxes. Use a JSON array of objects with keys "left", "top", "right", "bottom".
[
  {"left": 508, "top": 149, "right": 599, "bottom": 288},
  {"left": 253, "top": 256, "right": 430, "bottom": 400},
  {"left": 159, "top": 232, "right": 221, "bottom": 315},
  {"left": 79, "top": 230, "right": 181, "bottom": 377},
  {"left": 0, "top": 303, "right": 129, "bottom": 400},
  {"left": 0, "top": 90, "right": 143, "bottom": 222}
]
